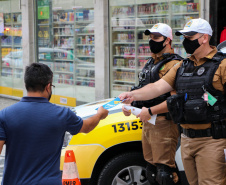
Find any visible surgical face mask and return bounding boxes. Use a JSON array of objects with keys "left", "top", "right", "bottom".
[
  {"left": 149, "top": 37, "right": 167, "bottom": 54},
  {"left": 182, "top": 35, "right": 203, "bottom": 54}
]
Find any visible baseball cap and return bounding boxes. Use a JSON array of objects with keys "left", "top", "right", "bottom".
[
  {"left": 144, "top": 23, "right": 173, "bottom": 40},
  {"left": 175, "top": 18, "right": 213, "bottom": 36}
]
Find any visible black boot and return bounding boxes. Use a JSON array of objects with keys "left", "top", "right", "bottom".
[{"left": 146, "top": 163, "right": 159, "bottom": 185}]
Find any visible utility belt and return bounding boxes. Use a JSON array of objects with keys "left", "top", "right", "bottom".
[
  {"left": 181, "top": 120, "right": 226, "bottom": 139},
  {"left": 181, "top": 128, "right": 212, "bottom": 138}
]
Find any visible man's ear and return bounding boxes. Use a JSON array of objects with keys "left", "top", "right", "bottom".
[
  {"left": 203, "top": 34, "right": 209, "bottom": 44},
  {"left": 164, "top": 37, "right": 171, "bottom": 46},
  {"left": 46, "top": 83, "right": 51, "bottom": 92}
]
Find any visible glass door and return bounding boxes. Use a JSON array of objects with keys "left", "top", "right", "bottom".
[
  {"left": 0, "top": 0, "right": 23, "bottom": 97},
  {"left": 109, "top": 0, "right": 201, "bottom": 97},
  {"left": 36, "top": 0, "right": 96, "bottom": 106}
]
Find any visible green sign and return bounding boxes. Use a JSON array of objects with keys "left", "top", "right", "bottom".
[
  {"left": 38, "top": 6, "right": 50, "bottom": 19},
  {"left": 38, "top": 0, "right": 50, "bottom": 20}
]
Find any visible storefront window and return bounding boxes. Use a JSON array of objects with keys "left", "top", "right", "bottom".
[
  {"left": 36, "top": 0, "right": 95, "bottom": 106},
  {"left": 0, "top": 0, "right": 23, "bottom": 97},
  {"left": 109, "top": 0, "right": 201, "bottom": 97}
]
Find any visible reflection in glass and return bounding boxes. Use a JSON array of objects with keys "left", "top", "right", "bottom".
[
  {"left": 0, "top": 1, "right": 23, "bottom": 96},
  {"left": 110, "top": 0, "right": 201, "bottom": 97},
  {"left": 36, "top": 0, "right": 95, "bottom": 104}
]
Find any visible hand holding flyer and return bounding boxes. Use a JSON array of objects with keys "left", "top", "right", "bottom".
[
  {"left": 124, "top": 105, "right": 157, "bottom": 125},
  {"left": 96, "top": 97, "right": 124, "bottom": 110}
]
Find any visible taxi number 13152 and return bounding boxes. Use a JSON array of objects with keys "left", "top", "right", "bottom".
[{"left": 112, "top": 121, "right": 143, "bottom": 133}]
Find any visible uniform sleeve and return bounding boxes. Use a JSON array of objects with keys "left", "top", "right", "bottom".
[
  {"left": 162, "top": 61, "right": 182, "bottom": 88},
  {"left": 159, "top": 59, "right": 181, "bottom": 78},
  {"left": 65, "top": 108, "right": 83, "bottom": 135},
  {"left": 221, "top": 59, "right": 226, "bottom": 85},
  {"left": 0, "top": 110, "right": 6, "bottom": 141}
]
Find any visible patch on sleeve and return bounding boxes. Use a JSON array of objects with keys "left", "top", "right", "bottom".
[{"left": 160, "top": 64, "right": 165, "bottom": 71}]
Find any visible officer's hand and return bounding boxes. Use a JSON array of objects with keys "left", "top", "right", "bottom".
[
  {"left": 118, "top": 92, "right": 134, "bottom": 104},
  {"left": 97, "top": 106, "right": 109, "bottom": 120},
  {"left": 122, "top": 105, "right": 132, "bottom": 116},
  {"left": 138, "top": 107, "right": 151, "bottom": 123}
]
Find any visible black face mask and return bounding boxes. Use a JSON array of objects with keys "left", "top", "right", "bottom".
[
  {"left": 48, "top": 90, "right": 52, "bottom": 101},
  {"left": 183, "top": 37, "right": 201, "bottom": 54},
  {"left": 149, "top": 37, "right": 167, "bottom": 54}
]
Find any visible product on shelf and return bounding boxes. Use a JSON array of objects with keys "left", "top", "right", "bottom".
[
  {"left": 113, "top": 85, "right": 131, "bottom": 91},
  {"left": 115, "top": 45, "right": 135, "bottom": 56},
  {"left": 55, "top": 61, "right": 74, "bottom": 72},
  {"left": 75, "top": 9, "right": 94, "bottom": 21},
  {"left": 76, "top": 69, "right": 95, "bottom": 78},
  {"left": 140, "top": 17, "right": 169, "bottom": 25},
  {"left": 138, "top": 45, "right": 151, "bottom": 56},
  {"left": 76, "top": 78, "right": 95, "bottom": 87},
  {"left": 1, "top": 36, "right": 12, "bottom": 45},
  {"left": 138, "top": 3, "right": 169, "bottom": 15},
  {"left": 54, "top": 73, "right": 74, "bottom": 85},
  {"left": 77, "top": 45, "right": 95, "bottom": 56},
  {"left": 54, "top": 37, "right": 74, "bottom": 48},
  {"left": 54, "top": 25, "right": 74, "bottom": 36},
  {"left": 77, "top": 35, "right": 94, "bottom": 44},
  {"left": 113, "top": 71, "right": 135, "bottom": 82},
  {"left": 114, "top": 33, "right": 134, "bottom": 42},
  {"left": 53, "top": 10, "right": 74, "bottom": 22},
  {"left": 187, "top": 3, "right": 199, "bottom": 12},
  {"left": 113, "top": 58, "right": 135, "bottom": 69},
  {"left": 3, "top": 13, "right": 11, "bottom": 23},
  {"left": 112, "top": 6, "right": 135, "bottom": 17},
  {"left": 52, "top": 49, "right": 74, "bottom": 60}
]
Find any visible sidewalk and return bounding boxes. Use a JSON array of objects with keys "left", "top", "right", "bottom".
[{"left": 0, "top": 97, "right": 19, "bottom": 111}]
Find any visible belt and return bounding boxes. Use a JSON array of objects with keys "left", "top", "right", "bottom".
[{"left": 181, "top": 128, "right": 212, "bottom": 138}]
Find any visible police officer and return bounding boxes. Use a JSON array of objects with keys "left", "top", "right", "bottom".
[
  {"left": 119, "top": 18, "right": 226, "bottom": 185},
  {"left": 122, "top": 23, "right": 183, "bottom": 185}
]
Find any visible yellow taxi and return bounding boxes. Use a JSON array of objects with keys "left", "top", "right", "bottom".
[{"left": 60, "top": 99, "right": 188, "bottom": 185}]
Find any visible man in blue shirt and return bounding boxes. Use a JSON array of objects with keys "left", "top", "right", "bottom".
[{"left": 0, "top": 63, "right": 108, "bottom": 185}]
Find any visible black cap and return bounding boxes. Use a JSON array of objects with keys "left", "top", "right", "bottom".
[{"left": 175, "top": 31, "right": 198, "bottom": 36}]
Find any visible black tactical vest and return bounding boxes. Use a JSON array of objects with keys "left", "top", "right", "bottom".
[
  {"left": 175, "top": 52, "right": 226, "bottom": 124},
  {"left": 131, "top": 53, "right": 183, "bottom": 109}
]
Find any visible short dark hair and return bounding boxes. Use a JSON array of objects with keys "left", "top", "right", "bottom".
[{"left": 24, "top": 63, "right": 53, "bottom": 92}]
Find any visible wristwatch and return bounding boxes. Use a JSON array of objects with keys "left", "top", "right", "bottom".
[{"left": 148, "top": 107, "right": 153, "bottom": 116}]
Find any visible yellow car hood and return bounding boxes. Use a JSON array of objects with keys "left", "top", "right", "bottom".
[{"left": 69, "top": 99, "right": 142, "bottom": 148}]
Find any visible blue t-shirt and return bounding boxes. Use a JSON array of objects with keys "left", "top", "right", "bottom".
[{"left": 0, "top": 97, "right": 83, "bottom": 185}]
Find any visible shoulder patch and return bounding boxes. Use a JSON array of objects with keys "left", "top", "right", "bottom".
[{"left": 160, "top": 64, "right": 165, "bottom": 71}]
